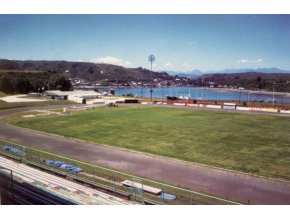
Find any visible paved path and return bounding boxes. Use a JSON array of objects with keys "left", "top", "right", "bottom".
[
  {"left": 0, "top": 95, "right": 47, "bottom": 103},
  {"left": 0, "top": 105, "right": 290, "bottom": 204}
]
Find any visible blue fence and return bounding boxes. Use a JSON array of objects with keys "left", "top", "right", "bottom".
[
  {"left": 3, "top": 145, "right": 26, "bottom": 156},
  {"left": 46, "top": 160, "right": 83, "bottom": 173}
]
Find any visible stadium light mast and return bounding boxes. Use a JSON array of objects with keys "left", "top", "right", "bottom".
[
  {"left": 148, "top": 54, "right": 155, "bottom": 102},
  {"left": 148, "top": 54, "right": 155, "bottom": 71},
  {"left": 272, "top": 82, "right": 276, "bottom": 106}
]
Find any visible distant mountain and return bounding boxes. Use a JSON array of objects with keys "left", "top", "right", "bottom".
[
  {"left": 0, "top": 59, "right": 172, "bottom": 83},
  {"left": 204, "top": 68, "right": 290, "bottom": 74},
  {"left": 167, "top": 69, "right": 202, "bottom": 78},
  {"left": 202, "top": 72, "right": 290, "bottom": 80},
  {"left": 200, "top": 72, "right": 290, "bottom": 92},
  {"left": 167, "top": 67, "right": 290, "bottom": 79}
]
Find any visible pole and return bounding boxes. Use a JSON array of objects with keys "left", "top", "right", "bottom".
[
  {"left": 150, "top": 62, "right": 153, "bottom": 102},
  {"left": 113, "top": 173, "right": 116, "bottom": 191},
  {"left": 272, "top": 84, "right": 275, "bottom": 107},
  {"left": 201, "top": 76, "right": 204, "bottom": 99},
  {"left": 191, "top": 193, "right": 194, "bottom": 205},
  {"left": 161, "top": 187, "right": 165, "bottom": 205},
  {"left": 141, "top": 180, "right": 144, "bottom": 204},
  {"left": 10, "top": 170, "right": 14, "bottom": 202},
  {"left": 112, "top": 173, "right": 116, "bottom": 191}
]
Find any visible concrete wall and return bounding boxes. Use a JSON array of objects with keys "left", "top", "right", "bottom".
[
  {"left": 187, "top": 104, "right": 199, "bottom": 107},
  {"left": 173, "top": 103, "right": 186, "bottom": 106},
  {"left": 280, "top": 110, "right": 290, "bottom": 114},
  {"left": 260, "top": 108, "right": 278, "bottom": 113},
  {"left": 236, "top": 106, "right": 250, "bottom": 111},
  {"left": 206, "top": 105, "right": 222, "bottom": 109},
  {"left": 68, "top": 96, "right": 84, "bottom": 104}
]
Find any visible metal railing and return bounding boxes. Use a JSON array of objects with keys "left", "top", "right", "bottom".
[
  {"left": 0, "top": 166, "right": 14, "bottom": 204},
  {"left": 0, "top": 139, "right": 241, "bottom": 205}
]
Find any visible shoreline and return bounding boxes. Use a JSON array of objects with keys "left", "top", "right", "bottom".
[
  {"left": 207, "top": 87, "right": 290, "bottom": 97},
  {"left": 115, "top": 86, "right": 290, "bottom": 97}
]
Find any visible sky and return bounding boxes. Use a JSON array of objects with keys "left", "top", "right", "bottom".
[{"left": 0, "top": 14, "right": 290, "bottom": 72}]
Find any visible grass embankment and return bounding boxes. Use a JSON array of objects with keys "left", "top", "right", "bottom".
[
  {"left": 5, "top": 106, "right": 290, "bottom": 180},
  {"left": 0, "top": 100, "right": 75, "bottom": 110},
  {"left": 0, "top": 91, "right": 8, "bottom": 97}
]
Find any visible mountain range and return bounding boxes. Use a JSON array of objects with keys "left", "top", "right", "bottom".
[
  {"left": 1, "top": 59, "right": 290, "bottom": 83},
  {"left": 0, "top": 59, "right": 171, "bottom": 83},
  {"left": 168, "top": 68, "right": 290, "bottom": 78}
]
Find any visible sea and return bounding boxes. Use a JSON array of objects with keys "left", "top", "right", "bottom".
[{"left": 115, "top": 87, "right": 290, "bottom": 103}]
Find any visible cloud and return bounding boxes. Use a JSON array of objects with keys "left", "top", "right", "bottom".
[
  {"left": 164, "top": 62, "right": 172, "bottom": 67},
  {"left": 183, "top": 62, "right": 192, "bottom": 69},
  {"left": 237, "top": 58, "right": 263, "bottom": 64},
  {"left": 90, "top": 56, "right": 132, "bottom": 67}
]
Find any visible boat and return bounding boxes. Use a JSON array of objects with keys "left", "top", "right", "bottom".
[{"left": 166, "top": 96, "right": 179, "bottom": 100}]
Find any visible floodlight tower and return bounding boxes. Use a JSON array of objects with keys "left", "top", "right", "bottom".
[
  {"left": 272, "top": 82, "right": 276, "bottom": 106},
  {"left": 148, "top": 55, "right": 155, "bottom": 102},
  {"left": 148, "top": 54, "right": 155, "bottom": 71}
]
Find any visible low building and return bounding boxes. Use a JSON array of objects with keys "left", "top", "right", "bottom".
[{"left": 45, "top": 90, "right": 102, "bottom": 103}]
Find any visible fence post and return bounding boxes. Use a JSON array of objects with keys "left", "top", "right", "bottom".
[
  {"left": 191, "top": 193, "right": 194, "bottom": 205},
  {"left": 161, "top": 187, "right": 165, "bottom": 205},
  {"left": 10, "top": 170, "right": 14, "bottom": 202},
  {"left": 141, "top": 180, "right": 144, "bottom": 205},
  {"left": 113, "top": 173, "right": 116, "bottom": 191}
]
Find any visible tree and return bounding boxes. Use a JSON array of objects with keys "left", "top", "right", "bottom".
[
  {"left": 50, "top": 74, "right": 72, "bottom": 91},
  {"left": 0, "top": 75, "right": 16, "bottom": 94},
  {"left": 16, "top": 77, "right": 33, "bottom": 93}
]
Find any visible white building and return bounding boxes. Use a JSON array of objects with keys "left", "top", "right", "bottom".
[{"left": 45, "top": 90, "right": 102, "bottom": 104}]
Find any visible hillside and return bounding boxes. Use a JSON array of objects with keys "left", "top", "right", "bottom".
[
  {"left": 0, "top": 71, "right": 71, "bottom": 94},
  {"left": 200, "top": 72, "right": 290, "bottom": 92},
  {"left": 203, "top": 72, "right": 290, "bottom": 80},
  {"left": 0, "top": 59, "right": 171, "bottom": 83}
]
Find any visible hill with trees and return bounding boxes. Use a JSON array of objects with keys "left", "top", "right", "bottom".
[
  {"left": 0, "top": 59, "right": 171, "bottom": 83},
  {"left": 1, "top": 59, "right": 290, "bottom": 94},
  {"left": 199, "top": 72, "right": 290, "bottom": 92},
  {"left": 0, "top": 71, "right": 71, "bottom": 94}
]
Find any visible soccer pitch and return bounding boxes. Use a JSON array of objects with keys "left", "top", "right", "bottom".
[{"left": 6, "top": 106, "right": 290, "bottom": 180}]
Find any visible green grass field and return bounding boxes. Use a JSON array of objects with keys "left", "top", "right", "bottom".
[{"left": 5, "top": 106, "right": 290, "bottom": 180}]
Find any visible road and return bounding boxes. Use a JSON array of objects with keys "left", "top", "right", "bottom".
[
  {"left": 0, "top": 105, "right": 290, "bottom": 204},
  {"left": 0, "top": 156, "right": 133, "bottom": 205}
]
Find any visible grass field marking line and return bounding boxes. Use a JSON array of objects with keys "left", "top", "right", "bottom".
[
  {"left": 3, "top": 119, "right": 290, "bottom": 186},
  {"left": 0, "top": 138, "right": 240, "bottom": 205}
]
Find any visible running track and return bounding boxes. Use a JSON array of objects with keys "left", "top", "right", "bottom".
[{"left": 0, "top": 105, "right": 290, "bottom": 204}]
